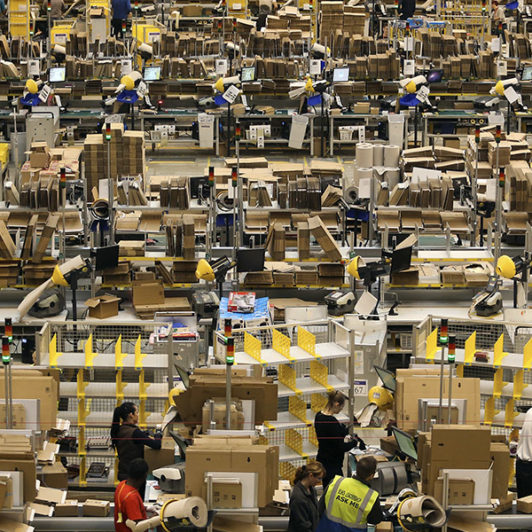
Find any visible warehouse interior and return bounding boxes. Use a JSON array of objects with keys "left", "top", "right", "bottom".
[{"left": 1, "top": 0, "right": 532, "bottom": 530}]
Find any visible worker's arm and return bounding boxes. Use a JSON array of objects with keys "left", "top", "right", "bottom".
[
  {"left": 132, "top": 428, "right": 162, "bottom": 449},
  {"left": 125, "top": 516, "right": 161, "bottom": 532},
  {"left": 366, "top": 496, "right": 384, "bottom": 525}
]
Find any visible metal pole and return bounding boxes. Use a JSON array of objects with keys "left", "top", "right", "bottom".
[
  {"left": 472, "top": 130, "right": 480, "bottom": 246},
  {"left": 3, "top": 366, "right": 9, "bottom": 428},
  {"left": 494, "top": 128, "right": 502, "bottom": 263},
  {"left": 236, "top": 122, "right": 243, "bottom": 248},
  {"left": 7, "top": 362, "right": 12, "bottom": 430},
  {"left": 107, "top": 139, "right": 115, "bottom": 245},
  {"left": 225, "top": 363, "right": 232, "bottom": 429},
  {"left": 438, "top": 342, "right": 446, "bottom": 424},
  {"left": 447, "top": 360, "right": 453, "bottom": 423}
]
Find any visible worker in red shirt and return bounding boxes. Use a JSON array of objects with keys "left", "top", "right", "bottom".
[{"left": 114, "top": 458, "right": 148, "bottom": 532}]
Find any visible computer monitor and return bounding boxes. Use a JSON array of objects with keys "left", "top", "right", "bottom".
[
  {"left": 143, "top": 66, "right": 161, "bottom": 81},
  {"left": 392, "top": 427, "right": 418, "bottom": 461},
  {"left": 241, "top": 66, "right": 256, "bottom": 82},
  {"left": 374, "top": 365, "right": 396, "bottom": 393},
  {"left": 390, "top": 246, "right": 413, "bottom": 273},
  {"left": 236, "top": 248, "right": 266, "bottom": 272},
  {"left": 49, "top": 67, "right": 66, "bottom": 83},
  {"left": 523, "top": 66, "right": 532, "bottom": 81},
  {"left": 333, "top": 67, "right": 350, "bottom": 83},
  {"left": 190, "top": 176, "right": 210, "bottom": 198},
  {"left": 427, "top": 69, "right": 443, "bottom": 83},
  {"left": 92, "top": 245, "right": 119, "bottom": 271}
]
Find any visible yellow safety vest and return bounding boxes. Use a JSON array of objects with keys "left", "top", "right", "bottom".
[{"left": 324, "top": 475, "right": 379, "bottom": 529}]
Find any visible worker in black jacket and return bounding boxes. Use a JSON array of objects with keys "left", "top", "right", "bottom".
[
  {"left": 315, "top": 390, "right": 366, "bottom": 489},
  {"left": 288, "top": 461, "right": 326, "bottom": 532},
  {"left": 111, "top": 402, "right": 163, "bottom": 481}
]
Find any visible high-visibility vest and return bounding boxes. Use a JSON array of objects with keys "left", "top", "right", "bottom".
[{"left": 323, "top": 475, "right": 379, "bottom": 529}]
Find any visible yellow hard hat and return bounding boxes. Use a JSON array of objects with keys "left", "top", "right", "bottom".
[
  {"left": 195, "top": 258, "right": 215, "bottom": 281},
  {"left": 25, "top": 79, "right": 39, "bottom": 94},
  {"left": 405, "top": 80, "right": 417, "bottom": 94},
  {"left": 214, "top": 77, "right": 225, "bottom": 93},
  {"left": 346, "top": 256, "right": 365, "bottom": 280},
  {"left": 368, "top": 385, "right": 393, "bottom": 410},
  {"left": 51, "top": 265, "right": 69, "bottom": 287},
  {"left": 494, "top": 80, "right": 505, "bottom": 97},
  {"left": 120, "top": 74, "right": 135, "bottom": 91},
  {"left": 496, "top": 255, "right": 516, "bottom": 279}
]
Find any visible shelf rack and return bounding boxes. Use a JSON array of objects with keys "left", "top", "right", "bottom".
[
  {"left": 214, "top": 317, "right": 386, "bottom": 479},
  {"left": 37, "top": 320, "right": 174, "bottom": 486},
  {"left": 414, "top": 315, "right": 532, "bottom": 431}
]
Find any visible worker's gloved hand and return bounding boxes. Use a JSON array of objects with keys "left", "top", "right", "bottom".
[{"left": 352, "top": 434, "right": 367, "bottom": 451}]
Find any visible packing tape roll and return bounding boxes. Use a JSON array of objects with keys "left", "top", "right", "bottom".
[
  {"left": 394, "top": 463, "right": 408, "bottom": 491},
  {"left": 373, "top": 144, "right": 384, "bottom": 166},
  {"left": 344, "top": 174, "right": 358, "bottom": 202},
  {"left": 379, "top": 466, "right": 396, "bottom": 495},
  {"left": 161, "top": 497, "right": 208, "bottom": 528},
  {"left": 383, "top": 145, "right": 400, "bottom": 167},
  {"left": 398, "top": 495, "right": 446, "bottom": 530},
  {"left": 384, "top": 169, "right": 400, "bottom": 190},
  {"left": 356, "top": 142, "right": 374, "bottom": 168}
]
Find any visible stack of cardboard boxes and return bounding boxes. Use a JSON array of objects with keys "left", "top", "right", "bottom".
[
  {"left": 417, "top": 425, "right": 510, "bottom": 505},
  {"left": 123, "top": 131, "right": 145, "bottom": 177},
  {"left": 185, "top": 435, "right": 279, "bottom": 509}
]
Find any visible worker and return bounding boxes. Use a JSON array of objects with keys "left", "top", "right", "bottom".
[
  {"left": 49, "top": 0, "right": 64, "bottom": 19},
  {"left": 517, "top": 408, "right": 532, "bottom": 498},
  {"left": 111, "top": 0, "right": 131, "bottom": 37},
  {"left": 316, "top": 456, "right": 383, "bottom": 531},
  {"left": 288, "top": 461, "right": 326, "bottom": 532},
  {"left": 111, "top": 401, "right": 162, "bottom": 482},
  {"left": 492, "top": 0, "right": 506, "bottom": 37},
  {"left": 114, "top": 458, "right": 148, "bottom": 532},
  {"left": 314, "top": 390, "right": 366, "bottom": 489}
]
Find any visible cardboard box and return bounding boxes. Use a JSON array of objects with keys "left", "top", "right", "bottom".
[
  {"left": 84, "top": 294, "right": 120, "bottom": 319},
  {"left": 54, "top": 499, "right": 79, "bottom": 517},
  {"left": 394, "top": 376, "right": 480, "bottom": 431},
  {"left": 493, "top": 491, "right": 515, "bottom": 514},
  {"left": 82, "top": 499, "right": 110, "bottom": 517},
  {"left": 38, "top": 462, "right": 68, "bottom": 490},
  {"left": 144, "top": 437, "right": 176, "bottom": 473},
  {"left": 175, "top": 374, "right": 277, "bottom": 425},
  {"left": 210, "top": 482, "right": 242, "bottom": 509},
  {"left": 132, "top": 280, "right": 164, "bottom": 307},
  {"left": 0, "top": 476, "right": 12, "bottom": 509},
  {"left": 518, "top": 494, "right": 532, "bottom": 513},
  {"left": 201, "top": 401, "right": 245, "bottom": 432},
  {"left": 0, "top": 459, "right": 36, "bottom": 503},
  {"left": 185, "top": 445, "right": 278, "bottom": 508},
  {"left": 434, "top": 478, "right": 475, "bottom": 505},
  {"left": 0, "top": 373, "right": 58, "bottom": 430},
  {"left": 35, "top": 486, "right": 66, "bottom": 505},
  {"left": 29, "top": 142, "right": 50, "bottom": 169},
  {"left": 308, "top": 216, "right": 342, "bottom": 261},
  {"left": 490, "top": 442, "right": 511, "bottom": 500}
]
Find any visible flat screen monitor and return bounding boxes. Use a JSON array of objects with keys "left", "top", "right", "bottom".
[
  {"left": 241, "top": 66, "right": 256, "bottom": 82},
  {"left": 190, "top": 176, "right": 209, "bottom": 198},
  {"left": 236, "top": 248, "right": 265, "bottom": 272},
  {"left": 93, "top": 245, "right": 119, "bottom": 271},
  {"left": 333, "top": 67, "right": 349, "bottom": 82},
  {"left": 390, "top": 246, "right": 413, "bottom": 273},
  {"left": 49, "top": 67, "right": 66, "bottom": 82},
  {"left": 427, "top": 69, "right": 443, "bottom": 83},
  {"left": 374, "top": 365, "right": 396, "bottom": 393},
  {"left": 143, "top": 66, "right": 161, "bottom": 81},
  {"left": 392, "top": 427, "right": 418, "bottom": 461},
  {"left": 523, "top": 66, "right": 532, "bottom": 81}
]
